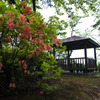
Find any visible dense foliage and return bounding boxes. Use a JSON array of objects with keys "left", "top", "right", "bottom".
[{"left": 0, "top": 1, "right": 64, "bottom": 96}]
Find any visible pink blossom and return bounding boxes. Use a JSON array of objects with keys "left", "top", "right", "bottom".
[
  {"left": 32, "top": 50, "right": 35, "bottom": 55},
  {"left": 30, "top": 39, "right": 33, "bottom": 44},
  {"left": 9, "top": 83, "right": 16, "bottom": 88},
  {"left": 0, "top": 62, "right": 3, "bottom": 67},
  {"left": 18, "top": 14, "right": 27, "bottom": 23},
  {"left": 24, "top": 6, "right": 32, "bottom": 15},
  {"left": 32, "top": 50, "right": 39, "bottom": 56},
  {"left": 33, "top": 18, "right": 36, "bottom": 21},
  {"left": 15, "top": 22, "right": 19, "bottom": 27},
  {"left": 18, "top": 33, "right": 29, "bottom": 40},
  {"left": 23, "top": 63, "right": 27, "bottom": 69},
  {"left": 5, "top": 37, "right": 12, "bottom": 42},
  {"left": 34, "top": 38, "right": 41, "bottom": 43},
  {"left": 35, "top": 51, "right": 39, "bottom": 55},
  {"left": 0, "top": 16, "right": 3, "bottom": 20},
  {"left": 32, "top": 34, "right": 37, "bottom": 38},
  {"left": 24, "top": 27, "right": 32, "bottom": 34},
  {"left": 29, "top": 19, "right": 33, "bottom": 24},
  {"left": 53, "top": 36, "right": 61, "bottom": 46},
  {"left": 18, "top": 33, "right": 25, "bottom": 39},
  {"left": 6, "top": 18, "right": 15, "bottom": 30},
  {"left": 21, "top": 1, "right": 27, "bottom": 6},
  {"left": 47, "top": 45, "right": 51, "bottom": 50},
  {"left": 6, "top": 12, "right": 14, "bottom": 18},
  {"left": 24, "top": 70, "right": 27, "bottom": 73},
  {"left": 26, "top": 54, "right": 32, "bottom": 58},
  {"left": 23, "top": 24, "right": 28, "bottom": 28},
  {"left": 0, "top": 62, "right": 3, "bottom": 70},
  {"left": 38, "top": 43, "right": 47, "bottom": 52},
  {"left": 10, "top": 13, "right": 14, "bottom": 18},
  {"left": 18, "top": 60, "right": 27, "bottom": 70},
  {"left": 0, "top": 16, "right": 3, "bottom": 26},
  {"left": 18, "top": 61, "right": 22, "bottom": 65},
  {"left": 40, "top": 91, "right": 44, "bottom": 95}
]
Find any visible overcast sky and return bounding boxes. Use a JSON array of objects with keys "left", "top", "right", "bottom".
[{"left": 38, "top": 6, "right": 100, "bottom": 61}]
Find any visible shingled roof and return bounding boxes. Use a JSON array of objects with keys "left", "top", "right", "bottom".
[
  {"left": 62, "top": 36, "right": 87, "bottom": 43},
  {"left": 61, "top": 36, "right": 100, "bottom": 50}
]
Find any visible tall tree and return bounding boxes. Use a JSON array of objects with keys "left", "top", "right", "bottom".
[
  {"left": 91, "top": 0, "right": 100, "bottom": 30},
  {"left": 68, "top": 14, "right": 82, "bottom": 36},
  {"left": 5, "top": 0, "right": 98, "bottom": 15}
]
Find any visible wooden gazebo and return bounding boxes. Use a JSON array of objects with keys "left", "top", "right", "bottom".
[{"left": 55, "top": 36, "right": 100, "bottom": 73}]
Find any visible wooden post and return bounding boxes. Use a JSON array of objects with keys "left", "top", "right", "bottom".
[
  {"left": 84, "top": 47, "right": 87, "bottom": 73},
  {"left": 68, "top": 50, "right": 70, "bottom": 70},
  {"left": 94, "top": 48, "right": 97, "bottom": 71}
]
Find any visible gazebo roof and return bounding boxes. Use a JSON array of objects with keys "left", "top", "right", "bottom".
[{"left": 62, "top": 36, "right": 100, "bottom": 50}]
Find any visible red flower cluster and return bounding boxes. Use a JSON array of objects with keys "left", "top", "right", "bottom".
[
  {"left": 47, "top": 45, "right": 51, "bottom": 50},
  {"left": 18, "top": 32, "right": 30, "bottom": 40},
  {"left": 34, "top": 38, "right": 42, "bottom": 43},
  {"left": 6, "top": 18, "right": 15, "bottom": 30},
  {"left": 0, "top": 62, "right": 3, "bottom": 70},
  {"left": 9, "top": 83, "right": 16, "bottom": 88},
  {"left": 16, "top": 22, "right": 19, "bottom": 27},
  {"left": 18, "top": 14, "right": 27, "bottom": 23},
  {"left": 31, "top": 43, "right": 51, "bottom": 56},
  {"left": 0, "top": 16, "right": 3, "bottom": 26},
  {"left": 0, "top": 16, "right": 3, "bottom": 20},
  {"left": 6, "top": 12, "right": 14, "bottom": 18},
  {"left": 24, "top": 27, "right": 32, "bottom": 36},
  {"left": 18, "top": 60, "right": 27, "bottom": 70},
  {"left": 53, "top": 36, "right": 61, "bottom": 46},
  {"left": 21, "top": 1, "right": 27, "bottom": 6},
  {"left": 40, "top": 91, "right": 44, "bottom": 95},
  {"left": 39, "top": 43, "right": 47, "bottom": 51},
  {"left": 2, "top": 1, "right": 61, "bottom": 59},
  {"left": 32, "top": 50, "right": 39, "bottom": 56},
  {"left": 21, "top": 1, "right": 32, "bottom": 15},
  {"left": 30, "top": 39, "right": 34, "bottom": 44},
  {"left": 29, "top": 19, "right": 33, "bottom": 24},
  {"left": 5, "top": 37, "right": 12, "bottom": 42},
  {"left": 24, "top": 6, "right": 32, "bottom": 15},
  {"left": 6, "top": 12, "right": 20, "bottom": 30},
  {"left": 17, "top": 14, "right": 33, "bottom": 40},
  {"left": 24, "top": 69, "right": 29, "bottom": 73},
  {"left": 30, "top": 37, "right": 52, "bottom": 55},
  {"left": 18, "top": 60, "right": 29, "bottom": 73}
]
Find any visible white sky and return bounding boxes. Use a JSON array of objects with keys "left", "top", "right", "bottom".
[{"left": 38, "top": 6, "right": 100, "bottom": 62}]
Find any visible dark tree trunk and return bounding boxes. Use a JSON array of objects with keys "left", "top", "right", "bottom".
[
  {"left": 8, "top": 0, "right": 36, "bottom": 11},
  {"left": 32, "top": 0, "right": 36, "bottom": 11},
  {"left": 8, "top": 0, "right": 15, "bottom": 4}
]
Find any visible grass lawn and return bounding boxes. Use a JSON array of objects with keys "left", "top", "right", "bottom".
[{"left": 1, "top": 73, "right": 100, "bottom": 100}]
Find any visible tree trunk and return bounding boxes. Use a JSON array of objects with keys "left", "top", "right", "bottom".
[
  {"left": 32, "top": 0, "right": 36, "bottom": 11},
  {"left": 71, "top": 27, "right": 74, "bottom": 37}
]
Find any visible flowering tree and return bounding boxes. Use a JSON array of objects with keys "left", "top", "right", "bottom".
[{"left": 0, "top": 1, "right": 63, "bottom": 93}]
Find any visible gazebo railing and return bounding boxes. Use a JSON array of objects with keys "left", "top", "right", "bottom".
[
  {"left": 70, "top": 57, "right": 85, "bottom": 71},
  {"left": 56, "top": 59, "right": 68, "bottom": 70},
  {"left": 87, "top": 58, "right": 96, "bottom": 69},
  {"left": 56, "top": 57, "right": 96, "bottom": 72}
]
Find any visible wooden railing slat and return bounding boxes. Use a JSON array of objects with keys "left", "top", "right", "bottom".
[{"left": 56, "top": 57, "right": 96, "bottom": 72}]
